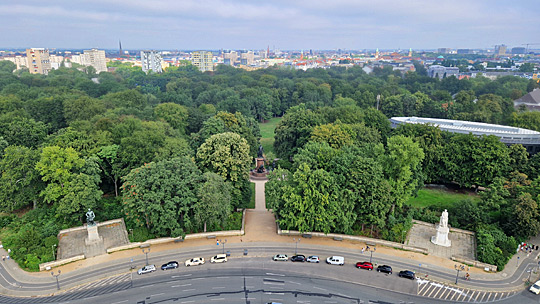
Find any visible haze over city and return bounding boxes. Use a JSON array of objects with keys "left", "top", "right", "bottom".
[{"left": 1, "top": 0, "right": 539, "bottom": 50}]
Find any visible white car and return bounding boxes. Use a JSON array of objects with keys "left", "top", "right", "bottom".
[
  {"left": 273, "top": 254, "right": 288, "bottom": 261},
  {"left": 306, "top": 256, "right": 320, "bottom": 263},
  {"left": 326, "top": 256, "right": 345, "bottom": 266},
  {"left": 185, "top": 257, "right": 205, "bottom": 267},
  {"left": 530, "top": 280, "right": 540, "bottom": 294},
  {"left": 211, "top": 254, "right": 228, "bottom": 263},
  {"left": 137, "top": 264, "right": 156, "bottom": 275}
]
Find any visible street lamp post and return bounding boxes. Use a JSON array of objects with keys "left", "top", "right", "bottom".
[
  {"left": 528, "top": 268, "right": 533, "bottom": 284},
  {"left": 401, "top": 230, "right": 406, "bottom": 244},
  {"left": 368, "top": 246, "right": 376, "bottom": 264},
  {"left": 218, "top": 239, "right": 227, "bottom": 254},
  {"left": 51, "top": 270, "right": 61, "bottom": 290},
  {"left": 130, "top": 258, "right": 134, "bottom": 288},
  {"left": 293, "top": 238, "right": 301, "bottom": 255},
  {"left": 51, "top": 244, "right": 57, "bottom": 260},
  {"left": 454, "top": 264, "right": 464, "bottom": 284},
  {"left": 142, "top": 247, "right": 150, "bottom": 266}
]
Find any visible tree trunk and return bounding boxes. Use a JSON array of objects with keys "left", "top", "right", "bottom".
[
  {"left": 114, "top": 178, "right": 118, "bottom": 197},
  {"left": 33, "top": 199, "right": 37, "bottom": 209},
  {"left": 204, "top": 221, "right": 207, "bottom": 233}
]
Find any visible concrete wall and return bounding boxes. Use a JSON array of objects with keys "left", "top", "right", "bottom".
[{"left": 39, "top": 255, "right": 85, "bottom": 271}]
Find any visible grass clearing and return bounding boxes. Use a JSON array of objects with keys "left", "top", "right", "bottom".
[
  {"left": 406, "top": 188, "right": 480, "bottom": 209},
  {"left": 259, "top": 117, "right": 282, "bottom": 155}
]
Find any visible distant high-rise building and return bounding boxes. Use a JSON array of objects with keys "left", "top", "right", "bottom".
[
  {"left": 26, "top": 48, "right": 51, "bottom": 75},
  {"left": 494, "top": 44, "right": 507, "bottom": 56},
  {"left": 192, "top": 51, "right": 213, "bottom": 72},
  {"left": 240, "top": 51, "right": 255, "bottom": 66},
  {"left": 83, "top": 49, "right": 107, "bottom": 73},
  {"left": 438, "top": 48, "right": 451, "bottom": 54},
  {"left": 3, "top": 55, "right": 27, "bottom": 70},
  {"left": 140, "top": 50, "right": 162, "bottom": 73},
  {"left": 511, "top": 47, "right": 526, "bottom": 55},
  {"left": 428, "top": 65, "right": 459, "bottom": 79},
  {"left": 119, "top": 40, "right": 122, "bottom": 56},
  {"left": 223, "top": 51, "right": 239, "bottom": 66}
]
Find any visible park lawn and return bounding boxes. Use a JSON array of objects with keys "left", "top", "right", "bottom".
[
  {"left": 406, "top": 188, "right": 480, "bottom": 209},
  {"left": 259, "top": 117, "right": 282, "bottom": 154}
]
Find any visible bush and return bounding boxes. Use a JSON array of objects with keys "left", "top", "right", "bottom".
[{"left": 223, "top": 212, "right": 242, "bottom": 231}]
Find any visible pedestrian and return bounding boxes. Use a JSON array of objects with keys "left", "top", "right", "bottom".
[
  {"left": 1, "top": 256, "right": 4, "bottom": 262},
  {"left": 6, "top": 255, "right": 9, "bottom": 260},
  {"left": 366, "top": 245, "right": 370, "bottom": 251},
  {"left": 361, "top": 247, "right": 365, "bottom": 254}
]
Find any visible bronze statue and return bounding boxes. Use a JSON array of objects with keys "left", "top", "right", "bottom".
[
  {"left": 258, "top": 145, "right": 264, "bottom": 158},
  {"left": 86, "top": 209, "right": 96, "bottom": 227},
  {"left": 257, "top": 164, "right": 265, "bottom": 173}
]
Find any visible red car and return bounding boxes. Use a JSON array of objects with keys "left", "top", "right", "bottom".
[{"left": 355, "top": 261, "right": 373, "bottom": 270}]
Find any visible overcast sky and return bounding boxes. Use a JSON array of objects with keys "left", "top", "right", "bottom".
[{"left": 1, "top": 0, "right": 539, "bottom": 50}]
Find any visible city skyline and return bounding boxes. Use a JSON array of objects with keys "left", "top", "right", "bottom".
[{"left": 1, "top": 0, "right": 539, "bottom": 50}]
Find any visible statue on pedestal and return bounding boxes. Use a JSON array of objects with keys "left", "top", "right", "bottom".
[
  {"left": 431, "top": 209, "right": 451, "bottom": 247},
  {"left": 86, "top": 209, "right": 96, "bottom": 227}
]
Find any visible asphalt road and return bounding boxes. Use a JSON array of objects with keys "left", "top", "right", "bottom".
[{"left": 0, "top": 244, "right": 539, "bottom": 303}]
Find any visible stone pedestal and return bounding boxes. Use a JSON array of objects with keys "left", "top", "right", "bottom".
[
  {"left": 256, "top": 158, "right": 265, "bottom": 168},
  {"left": 431, "top": 224, "right": 451, "bottom": 247},
  {"left": 85, "top": 224, "right": 103, "bottom": 245}
]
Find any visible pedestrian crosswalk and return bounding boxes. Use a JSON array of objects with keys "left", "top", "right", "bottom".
[
  {"left": 63, "top": 273, "right": 131, "bottom": 294},
  {"left": 417, "top": 278, "right": 517, "bottom": 302}
]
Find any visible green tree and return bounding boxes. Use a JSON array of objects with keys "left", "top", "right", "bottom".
[
  {"left": 0, "top": 146, "right": 43, "bottom": 211},
  {"left": 121, "top": 157, "right": 202, "bottom": 237},
  {"left": 197, "top": 132, "right": 251, "bottom": 207},
  {"left": 63, "top": 95, "right": 106, "bottom": 123},
  {"left": 154, "top": 102, "right": 189, "bottom": 133},
  {"left": 193, "top": 172, "right": 232, "bottom": 232},
  {"left": 381, "top": 135, "right": 425, "bottom": 213}
]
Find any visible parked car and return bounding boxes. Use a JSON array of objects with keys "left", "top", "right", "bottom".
[
  {"left": 137, "top": 264, "right": 156, "bottom": 275},
  {"left": 291, "top": 254, "right": 306, "bottom": 262},
  {"left": 210, "top": 254, "right": 227, "bottom": 263},
  {"left": 398, "top": 270, "right": 415, "bottom": 280},
  {"left": 306, "top": 256, "right": 320, "bottom": 263},
  {"left": 531, "top": 280, "right": 540, "bottom": 294},
  {"left": 377, "top": 265, "right": 392, "bottom": 274},
  {"left": 326, "top": 256, "right": 345, "bottom": 266},
  {"left": 161, "top": 261, "right": 178, "bottom": 270},
  {"left": 185, "top": 257, "right": 205, "bottom": 267},
  {"left": 355, "top": 261, "right": 373, "bottom": 271},
  {"left": 273, "top": 254, "right": 288, "bottom": 261}
]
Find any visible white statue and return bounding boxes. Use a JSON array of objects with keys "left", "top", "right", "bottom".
[
  {"left": 432, "top": 209, "right": 451, "bottom": 247},
  {"left": 440, "top": 209, "right": 448, "bottom": 228}
]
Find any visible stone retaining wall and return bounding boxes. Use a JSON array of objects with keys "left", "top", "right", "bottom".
[
  {"left": 39, "top": 255, "right": 85, "bottom": 271},
  {"left": 452, "top": 255, "right": 498, "bottom": 272}
]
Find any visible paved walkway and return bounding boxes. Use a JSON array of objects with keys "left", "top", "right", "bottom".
[{"left": 0, "top": 177, "right": 539, "bottom": 297}]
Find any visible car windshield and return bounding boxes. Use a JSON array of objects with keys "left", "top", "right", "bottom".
[{"left": 534, "top": 284, "right": 540, "bottom": 289}]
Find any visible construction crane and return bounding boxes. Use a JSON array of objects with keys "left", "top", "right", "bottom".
[{"left": 522, "top": 43, "right": 540, "bottom": 53}]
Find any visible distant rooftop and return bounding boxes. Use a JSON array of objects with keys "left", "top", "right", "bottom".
[{"left": 390, "top": 117, "right": 540, "bottom": 146}]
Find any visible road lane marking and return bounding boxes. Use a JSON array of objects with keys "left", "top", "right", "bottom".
[
  {"left": 215, "top": 276, "right": 229, "bottom": 279},
  {"left": 476, "top": 291, "right": 485, "bottom": 302},
  {"left": 210, "top": 298, "right": 224, "bottom": 301},
  {"left": 288, "top": 280, "right": 301, "bottom": 285},
  {"left": 485, "top": 292, "right": 493, "bottom": 302},
  {"left": 182, "top": 288, "right": 196, "bottom": 292},
  {"left": 172, "top": 283, "right": 191, "bottom": 287},
  {"left": 180, "top": 301, "right": 194, "bottom": 303},
  {"left": 139, "top": 284, "right": 154, "bottom": 288},
  {"left": 431, "top": 286, "right": 444, "bottom": 298},
  {"left": 212, "top": 286, "right": 225, "bottom": 289},
  {"left": 172, "top": 274, "right": 192, "bottom": 278},
  {"left": 266, "top": 272, "right": 285, "bottom": 276},
  {"left": 150, "top": 293, "right": 164, "bottom": 297},
  {"left": 426, "top": 285, "right": 439, "bottom": 297},
  {"left": 111, "top": 301, "right": 127, "bottom": 304},
  {"left": 313, "top": 286, "right": 328, "bottom": 292}
]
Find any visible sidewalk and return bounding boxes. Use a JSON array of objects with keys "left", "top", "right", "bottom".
[{"left": 0, "top": 178, "right": 537, "bottom": 297}]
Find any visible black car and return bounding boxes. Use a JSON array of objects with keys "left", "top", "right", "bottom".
[
  {"left": 398, "top": 270, "right": 415, "bottom": 280},
  {"left": 377, "top": 265, "right": 392, "bottom": 274},
  {"left": 161, "top": 261, "right": 179, "bottom": 270},
  {"left": 291, "top": 254, "right": 306, "bottom": 262}
]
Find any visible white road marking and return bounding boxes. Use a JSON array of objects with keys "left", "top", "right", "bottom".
[
  {"left": 313, "top": 286, "right": 328, "bottom": 291},
  {"left": 212, "top": 286, "right": 225, "bottom": 289},
  {"left": 180, "top": 301, "right": 195, "bottom": 304},
  {"left": 150, "top": 293, "right": 164, "bottom": 297},
  {"left": 139, "top": 284, "right": 154, "bottom": 288},
  {"left": 172, "top": 274, "right": 192, "bottom": 278},
  {"left": 210, "top": 298, "right": 224, "bottom": 301},
  {"left": 111, "top": 301, "right": 127, "bottom": 304},
  {"left": 266, "top": 272, "right": 285, "bottom": 276},
  {"left": 172, "top": 283, "right": 192, "bottom": 287},
  {"left": 182, "top": 288, "right": 196, "bottom": 292}
]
